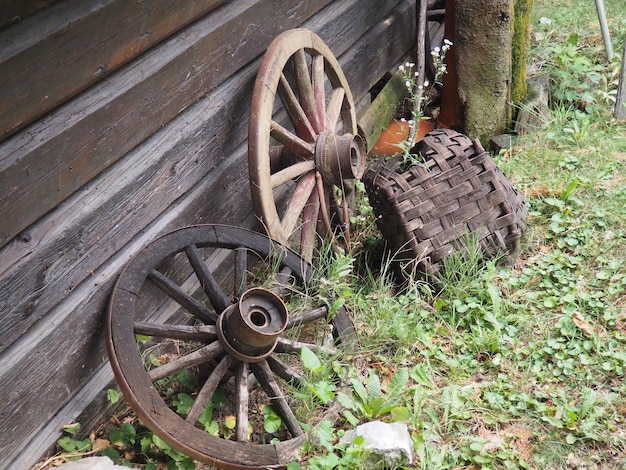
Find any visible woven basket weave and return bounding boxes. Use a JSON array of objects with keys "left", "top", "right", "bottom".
[{"left": 363, "top": 128, "right": 527, "bottom": 279}]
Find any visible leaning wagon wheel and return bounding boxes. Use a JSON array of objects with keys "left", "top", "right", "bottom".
[
  {"left": 248, "top": 29, "right": 366, "bottom": 263},
  {"left": 107, "top": 225, "right": 353, "bottom": 469}
]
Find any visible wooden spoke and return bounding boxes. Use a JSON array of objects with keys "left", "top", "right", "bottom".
[
  {"left": 279, "top": 172, "right": 316, "bottom": 239},
  {"left": 277, "top": 73, "right": 316, "bottom": 142},
  {"left": 250, "top": 360, "right": 303, "bottom": 437},
  {"left": 311, "top": 53, "right": 326, "bottom": 131},
  {"left": 292, "top": 49, "right": 320, "bottom": 133},
  {"left": 148, "top": 341, "right": 224, "bottom": 382},
  {"left": 235, "top": 361, "right": 250, "bottom": 442},
  {"left": 286, "top": 306, "right": 329, "bottom": 329},
  {"left": 186, "top": 244, "right": 231, "bottom": 315},
  {"left": 148, "top": 269, "right": 217, "bottom": 324},
  {"left": 186, "top": 354, "right": 234, "bottom": 424},
  {"left": 134, "top": 322, "right": 216, "bottom": 342},
  {"left": 325, "top": 87, "right": 345, "bottom": 130},
  {"left": 270, "top": 160, "right": 315, "bottom": 189},
  {"left": 300, "top": 189, "right": 320, "bottom": 263},
  {"left": 270, "top": 266, "right": 296, "bottom": 296},
  {"left": 270, "top": 120, "right": 314, "bottom": 156},
  {"left": 267, "top": 354, "right": 302, "bottom": 386},
  {"left": 315, "top": 173, "right": 334, "bottom": 241}
]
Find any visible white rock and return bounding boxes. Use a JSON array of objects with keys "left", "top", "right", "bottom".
[
  {"left": 341, "top": 420, "right": 413, "bottom": 467},
  {"left": 55, "top": 456, "right": 139, "bottom": 470}
]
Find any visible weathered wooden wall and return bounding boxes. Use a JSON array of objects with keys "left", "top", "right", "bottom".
[{"left": 0, "top": 0, "right": 416, "bottom": 468}]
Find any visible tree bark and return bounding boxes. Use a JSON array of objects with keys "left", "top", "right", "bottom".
[{"left": 455, "top": 0, "right": 513, "bottom": 142}]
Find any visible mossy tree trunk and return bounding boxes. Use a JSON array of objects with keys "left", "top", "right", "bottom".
[{"left": 454, "top": 0, "right": 533, "bottom": 142}]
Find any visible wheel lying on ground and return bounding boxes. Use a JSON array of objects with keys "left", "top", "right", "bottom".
[
  {"left": 248, "top": 29, "right": 366, "bottom": 263},
  {"left": 107, "top": 224, "right": 354, "bottom": 469}
]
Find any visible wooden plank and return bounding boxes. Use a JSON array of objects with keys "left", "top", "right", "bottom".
[
  {"left": 0, "top": 0, "right": 333, "bottom": 249},
  {"left": 0, "top": 60, "right": 258, "bottom": 352},
  {"left": 0, "top": 0, "right": 60, "bottom": 30},
  {"left": 8, "top": 363, "right": 118, "bottom": 470},
  {"left": 0, "top": 0, "right": 401, "bottom": 353},
  {"left": 335, "top": 0, "right": 415, "bottom": 104},
  {"left": 0, "top": 0, "right": 226, "bottom": 140},
  {"left": 359, "top": 69, "right": 408, "bottom": 150}
]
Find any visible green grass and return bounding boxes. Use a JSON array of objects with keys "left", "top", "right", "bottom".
[
  {"left": 305, "top": 1, "right": 626, "bottom": 467},
  {"left": 42, "top": 0, "right": 626, "bottom": 468}
]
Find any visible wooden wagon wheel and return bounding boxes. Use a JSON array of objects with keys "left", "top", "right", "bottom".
[
  {"left": 107, "top": 225, "right": 354, "bottom": 469},
  {"left": 248, "top": 29, "right": 366, "bottom": 263}
]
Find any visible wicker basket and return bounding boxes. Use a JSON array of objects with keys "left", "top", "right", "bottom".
[{"left": 363, "top": 128, "right": 527, "bottom": 279}]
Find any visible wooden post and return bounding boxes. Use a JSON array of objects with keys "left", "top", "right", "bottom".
[{"left": 615, "top": 39, "right": 626, "bottom": 120}]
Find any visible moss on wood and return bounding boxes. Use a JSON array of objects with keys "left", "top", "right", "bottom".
[{"left": 511, "top": 0, "right": 534, "bottom": 104}]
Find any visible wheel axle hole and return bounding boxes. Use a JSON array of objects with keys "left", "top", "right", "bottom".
[
  {"left": 250, "top": 309, "right": 270, "bottom": 327},
  {"left": 350, "top": 146, "right": 358, "bottom": 165}
]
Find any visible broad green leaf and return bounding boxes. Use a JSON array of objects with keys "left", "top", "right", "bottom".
[
  {"left": 62, "top": 422, "right": 81, "bottom": 436},
  {"left": 263, "top": 406, "right": 283, "bottom": 433},
  {"left": 366, "top": 372, "right": 381, "bottom": 403},
  {"left": 350, "top": 378, "right": 368, "bottom": 402},
  {"left": 410, "top": 364, "right": 435, "bottom": 389},
  {"left": 107, "top": 389, "right": 120, "bottom": 404},
  {"left": 224, "top": 415, "right": 237, "bottom": 430},
  {"left": 342, "top": 409, "right": 360, "bottom": 427},
  {"left": 173, "top": 393, "right": 194, "bottom": 415},
  {"left": 388, "top": 367, "right": 409, "bottom": 396},
  {"left": 336, "top": 391, "right": 355, "bottom": 410},
  {"left": 301, "top": 346, "right": 322, "bottom": 373},
  {"left": 390, "top": 406, "right": 410, "bottom": 422}
]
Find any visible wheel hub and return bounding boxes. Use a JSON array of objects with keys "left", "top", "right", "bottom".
[
  {"left": 314, "top": 131, "right": 366, "bottom": 186},
  {"left": 216, "top": 287, "right": 288, "bottom": 362}
]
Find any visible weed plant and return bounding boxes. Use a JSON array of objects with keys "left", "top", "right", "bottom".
[{"left": 39, "top": 0, "right": 626, "bottom": 468}]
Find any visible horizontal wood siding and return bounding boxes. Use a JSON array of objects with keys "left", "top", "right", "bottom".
[
  {"left": 0, "top": 0, "right": 416, "bottom": 468},
  {"left": 0, "top": 0, "right": 226, "bottom": 139},
  {"left": 0, "top": 0, "right": 61, "bottom": 30},
  {"left": 0, "top": 0, "right": 333, "bottom": 249}
]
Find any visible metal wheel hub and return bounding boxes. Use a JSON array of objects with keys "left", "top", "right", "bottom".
[
  {"left": 314, "top": 131, "right": 365, "bottom": 186},
  {"left": 216, "top": 287, "right": 288, "bottom": 363}
]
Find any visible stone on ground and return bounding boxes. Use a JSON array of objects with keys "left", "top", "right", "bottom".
[{"left": 340, "top": 420, "right": 413, "bottom": 467}]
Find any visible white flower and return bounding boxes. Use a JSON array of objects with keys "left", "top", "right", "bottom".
[
  {"left": 399, "top": 64, "right": 405, "bottom": 72},
  {"left": 400, "top": 118, "right": 406, "bottom": 122},
  {"left": 433, "top": 46, "right": 441, "bottom": 53},
  {"left": 405, "top": 80, "right": 412, "bottom": 88},
  {"left": 423, "top": 80, "right": 430, "bottom": 87},
  {"left": 405, "top": 61, "right": 411, "bottom": 67},
  {"left": 414, "top": 71, "right": 419, "bottom": 77},
  {"left": 444, "top": 38, "right": 453, "bottom": 46},
  {"left": 408, "top": 62, "right": 415, "bottom": 67}
]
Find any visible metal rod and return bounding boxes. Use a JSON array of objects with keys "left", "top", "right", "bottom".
[{"left": 594, "top": 0, "right": 613, "bottom": 60}]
